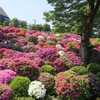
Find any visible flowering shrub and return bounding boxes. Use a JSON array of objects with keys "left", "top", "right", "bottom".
[
  {"left": 36, "top": 48, "right": 59, "bottom": 62},
  {"left": 54, "top": 71, "right": 91, "bottom": 100},
  {"left": 85, "top": 74, "right": 100, "bottom": 97},
  {"left": 38, "top": 72, "right": 55, "bottom": 92},
  {"left": 28, "top": 81, "right": 46, "bottom": 99},
  {"left": 52, "top": 58, "right": 66, "bottom": 72},
  {"left": 6, "top": 33, "right": 18, "bottom": 39},
  {"left": 47, "top": 36, "right": 57, "bottom": 42},
  {"left": 8, "top": 57, "right": 41, "bottom": 80},
  {"left": 0, "top": 30, "right": 4, "bottom": 39},
  {"left": 18, "top": 38, "right": 28, "bottom": 45},
  {"left": 0, "top": 83, "right": 13, "bottom": 100},
  {"left": 0, "top": 69, "right": 16, "bottom": 84},
  {"left": 65, "top": 51, "right": 84, "bottom": 68}
]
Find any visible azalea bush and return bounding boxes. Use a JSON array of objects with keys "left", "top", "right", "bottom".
[
  {"left": 8, "top": 57, "right": 41, "bottom": 80},
  {"left": 54, "top": 71, "right": 91, "bottom": 100},
  {"left": 0, "top": 83, "right": 13, "bottom": 100},
  {"left": 38, "top": 72, "right": 55, "bottom": 93},
  {"left": 36, "top": 48, "right": 59, "bottom": 62},
  {"left": 0, "top": 69, "right": 16, "bottom": 84},
  {"left": 28, "top": 81, "right": 46, "bottom": 99}
]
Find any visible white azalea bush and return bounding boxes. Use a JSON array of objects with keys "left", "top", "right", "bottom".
[{"left": 28, "top": 81, "right": 46, "bottom": 99}]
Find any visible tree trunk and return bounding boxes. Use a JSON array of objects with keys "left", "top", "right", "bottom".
[{"left": 79, "top": 0, "right": 95, "bottom": 64}]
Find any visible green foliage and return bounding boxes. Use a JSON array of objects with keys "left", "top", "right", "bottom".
[
  {"left": 20, "top": 28, "right": 27, "bottom": 32},
  {"left": 87, "top": 63, "right": 100, "bottom": 74},
  {"left": 41, "top": 65, "right": 55, "bottom": 75},
  {"left": 55, "top": 36, "right": 62, "bottom": 41},
  {"left": 96, "top": 72, "right": 100, "bottom": 77},
  {"left": 46, "top": 41, "right": 56, "bottom": 45},
  {"left": 69, "top": 66, "right": 89, "bottom": 75},
  {"left": 20, "top": 21, "right": 27, "bottom": 29},
  {"left": 9, "top": 76, "right": 30, "bottom": 97},
  {"left": 43, "top": 23, "right": 51, "bottom": 32},
  {"left": 27, "top": 35, "right": 38, "bottom": 45},
  {"left": 10, "top": 18, "right": 20, "bottom": 27},
  {"left": 3, "top": 21, "right": 9, "bottom": 27},
  {"left": 44, "top": 61, "right": 51, "bottom": 65},
  {"left": 9, "top": 45, "right": 23, "bottom": 52},
  {"left": 11, "top": 97, "right": 35, "bottom": 100}
]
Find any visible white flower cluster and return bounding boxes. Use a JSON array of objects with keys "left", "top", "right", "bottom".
[
  {"left": 56, "top": 44, "right": 62, "bottom": 49},
  {"left": 55, "top": 34, "right": 60, "bottom": 36},
  {"left": 58, "top": 50, "right": 65, "bottom": 56},
  {"left": 28, "top": 81, "right": 46, "bottom": 99},
  {"left": 38, "top": 36, "right": 45, "bottom": 40}
]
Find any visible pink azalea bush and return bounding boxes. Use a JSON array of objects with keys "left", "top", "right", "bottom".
[
  {"left": 52, "top": 58, "right": 66, "bottom": 72},
  {"left": 0, "top": 83, "right": 13, "bottom": 100},
  {"left": 8, "top": 57, "right": 41, "bottom": 80},
  {"left": 54, "top": 71, "right": 91, "bottom": 100},
  {"left": 38, "top": 72, "right": 55, "bottom": 92},
  {"left": 65, "top": 51, "right": 84, "bottom": 68},
  {"left": 0, "top": 69, "right": 16, "bottom": 84},
  {"left": 36, "top": 48, "right": 59, "bottom": 62}
]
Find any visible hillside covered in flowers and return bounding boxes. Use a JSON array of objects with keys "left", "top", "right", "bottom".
[{"left": 0, "top": 26, "right": 100, "bottom": 100}]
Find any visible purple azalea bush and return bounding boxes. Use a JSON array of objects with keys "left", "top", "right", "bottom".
[{"left": 0, "top": 69, "right": 16, "bottom": 84}]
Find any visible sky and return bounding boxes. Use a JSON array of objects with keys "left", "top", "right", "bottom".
[{"left": 0, "top": 0, "right": 53, "bottom": 26}]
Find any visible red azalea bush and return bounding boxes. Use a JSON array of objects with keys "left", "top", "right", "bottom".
[
  {"left": 54, "top": 71, "right": 91, "bottom": 100},
  {"left": 8, "top": 57, "right": 41, "bottom": 80}
]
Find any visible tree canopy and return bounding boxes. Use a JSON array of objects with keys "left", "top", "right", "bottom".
[{"left": 44, "top": 0, "right": 100, "bottom": 64}]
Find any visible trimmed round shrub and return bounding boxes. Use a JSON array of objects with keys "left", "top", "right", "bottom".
[
  {"left": 27, "top": 35, "right": 38, "bottom": 45},
  {"left": 8, "top": 57, "right": 41, "bottom": 80},
  {"left": 0, "top": 69, "right": 16, "bottom": 84},
  {"left": 9, "top": 76, "right": 31, "bottom": 97},
  {"left": 46, "top": 41, "right": 56, "bottom": 45},
  {"left": 0, "top": 83, "right": 13, "bottom": 100},
  {"left": 54, "top": 71, "right": 91, "bottom": 100},
  {"left": 44, "top": 60, "right": 51, "bottom": 65},
  {"left": 41, "top": 65, "right": 55, "bottom": 75},
  {"left": 9, "top": 45, "right": 23, "bottom": 52},
  {"left": 38, "top": 72, "right": 55, "bottom": 92},
  {"left": 69, "top": 66, "right": 89, "bottom": 75},
  {"left": 87, "top": 63, "right": 100, "bottom": 74}
]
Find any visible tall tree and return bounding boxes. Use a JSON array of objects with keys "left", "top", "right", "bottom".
[
  {"left": 19, "top": 21, "right": 27, "bottom": 29},
  {"left": 44, "top": 0, "right": 100, "bottom": 64},
  {"left": 43, "top": 23, "right": 51, "bottom": 32},
  {"left": 10, "top": 18, "right": 20, "bottom": 27}
]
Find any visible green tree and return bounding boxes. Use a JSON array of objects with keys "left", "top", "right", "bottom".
[
  {"left": 3, "top": 21, "right": 9, "bottom": 27},
  {"left": 31, "top": 24, "right": 37, "bottom": 30},
  {"left": 43, "top": 23, "right": 51, "bottom": 32},
  {"left": 19, "top": 20, "right": 27, "bottom": 29},
  {"left": 10, "top": 18, "right": 20, "bottom": 27},
  {"left": 44, "top": 0, "right": 100, "bottom": 64},
  {"left": 36, "top": 24, "right": 43, "bottom": 32}
]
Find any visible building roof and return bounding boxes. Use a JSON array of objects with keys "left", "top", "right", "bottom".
[{"left": 0, "top": 7, "right": 9, "bottom": 18}]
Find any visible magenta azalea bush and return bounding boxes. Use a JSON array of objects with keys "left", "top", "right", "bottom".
[
  {"left": 52, "top": 58, "right": 66, "bottom": 72},
  {"left": 65, "top": 51, "right": 84, "bottom": 68},
  {"left": 54, "top": 71, "right": 91, "bottom": 100},
  {"left": 36, "top": 48, "right": 59, "bottom": 62},
  {"left": 8, "top": 57, "right": 41, "bottom": 80},
  {"left": 0, "top": 83, "right": 13, "bottom": 100},
  {"left": 0, "top": 69, "right": 16, "bottom": 84}
]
